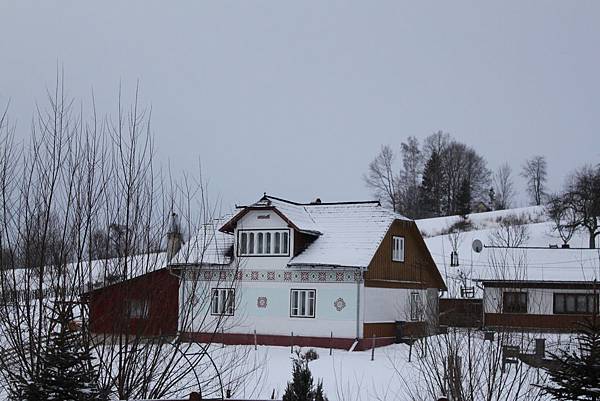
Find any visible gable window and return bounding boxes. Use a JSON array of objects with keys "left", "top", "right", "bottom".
[
  {"left": 554, "top": 293, "right": 598, "bottom": 314},
  {"left": 503, "top": 291, "right": 527, "bottom": 314},
  {"left": 392, "top": 236, "right": 405, "bottom": 262},
  {"left": 257, "top": 233, "right": 264, "bottom": 254},
  {"left": 211, "top": 288, "right": 235, "bottom": 316},
  {"left": 410, "top": 292, "right": 422, "bottom": 321},
  {"left": 238, "top": 229, "right": 290, "bottom": 256},
  {"left": 248, "top": 233, "right": 255, "bottom": 254},
  {"left": 282, "top": 232, "right": 289, "bottom": 254},
  {"left": 127, "top": 299, "right": 149, "bottom": 319},
  {"left": 290, "top": 289, "right": 316, "bottom": 318}
]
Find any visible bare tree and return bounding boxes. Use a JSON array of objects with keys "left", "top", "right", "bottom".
[
  {"left": 0, "top": 77, "right": 262, "bottom": 400},
  {"left": 493, "top": 163, "right": 515, "bottom": 210},
  {"left": 561, "top": 165, "right": 600, "bottom": 249},
  {"left": 397, "top": 329, "right": 547, "bottom": 401},
  {"left": 521, "top": 156, "right": 548, "bottom": 206},
  {"left": 547, "top": 194, "right": 578, "bottom": 246},
  {"left": 363, "top": 145, "right": 399, "bottom": 212}
]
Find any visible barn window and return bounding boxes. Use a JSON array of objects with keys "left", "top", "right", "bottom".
[
  {"left": 290, "top": 289, "right": 316, "bottom": 318},
  {"left": 127, "top": 299, "right": 149, "bottom": 319},
  {"left": 503, "top": 291, "right": 528, "bottom": 314},
  {"left": 257, "top": 232, "right": 264, "bottom": 254},
  {"left": 392, "top": 236, "right": 405, "bottom": 262},
  {"left": 211, "top": 288, "right": 235, "bottom": 316}
]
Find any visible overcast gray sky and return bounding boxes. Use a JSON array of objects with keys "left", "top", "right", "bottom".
[{"left": 1, "top": 1, "right": 599, "bottom": 210}]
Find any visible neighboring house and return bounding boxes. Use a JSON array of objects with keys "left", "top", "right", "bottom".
[
  {"left": 417, "top": 206, "right": 600, "bottom": 332},
  {"left": 476, "top": 246, "right": 600, "bottom": 331},
  {"left": 172, "top": 194, "right": 446, "bottom": 350}
]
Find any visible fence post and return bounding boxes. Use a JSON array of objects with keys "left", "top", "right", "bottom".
[
  {"left": 371, "top": 335, "right": 375, "bottom": 361},
  {"left": 291, "top": 331, "right": 294, "bottom": 354},
  {"left": 254, "top": 329, "right": 257, "bottom": 351},
  {"left": 329, "top": 331, "right": 333, "bottom": 356}
]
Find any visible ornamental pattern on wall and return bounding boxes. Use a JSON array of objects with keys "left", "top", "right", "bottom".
[
  {"left": 186, "top": 269, "right": 361, "bottom": 283},
  {"left": 333, "top": 298, "right": 346, "bottom": 311},
  {"left": 257, "top": 297, "right": 268, "bottom": 308}
]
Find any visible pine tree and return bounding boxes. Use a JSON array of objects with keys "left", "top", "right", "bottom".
[
  {"left": 541, "top": 316, "right": 600, "bottom": 400},
  {"left": 41, "top": 305, "right": 105, "bottom": 401},
  {"left": 419, "top": 150, "right": 444, "bottom": 218},
  {"left": 282, "top": 351, "right": 328, "bottom": 401},
  {"left": 456, "top": 178, "right": 472, "bottom": 217}
]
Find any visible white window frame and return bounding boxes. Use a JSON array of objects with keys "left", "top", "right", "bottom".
[
  {"left": 392, "top": 236, "right": 405, "bottom": 262},
  {"left": 410, "top": 292, "right": 422, "bottom": 321},
  {"left": 128, "top": 299, "right": 149, "bottom": 319},
  {"left": 211, "top": 288, "right": 235, "bottom": 316},
  {"left": 290, "top": 289, "right": 316, "bottom": 318},
  {"left": 238, "top": 229, "right": 290, "bottom": 256}
]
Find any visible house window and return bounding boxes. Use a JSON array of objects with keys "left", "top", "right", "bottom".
[
  {"left": 554, "top": 293, "right": 599, "bottom": 314},
  {"left": 290, "top": 289, "right": 316, "bottom": 318},
  {"left": 257, "top": 233, "right": 264, "bottom": 254},
  {"left": 127, "top": 299, "right": 149, "bottom": 319},
  {"left": 240, "top": 232, "right": 248, "bottom": 254},
  {"left": 274, "top": 232, "right": 281, "bottom": 253},
  {"left": 238, "top": 230, "right": 290, "bottom": 256},
  {"left": 211, "top": 288, "right": 235, "bottom": 316},
  {"left": 248, "top": 233, "right": 255, "bottom": 254},
  {"left": 410, "top": 292, "right": 422, "bottom": 321},
  {"left": 503, "top": 291, "right": 527, "bottom": 314},
  {"left": 392, "top": 236, "right": 405, "bottom": 262}
]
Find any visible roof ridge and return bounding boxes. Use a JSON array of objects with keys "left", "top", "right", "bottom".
[{"left": 265, "top": 194, "right": 380, "bottom": 206}]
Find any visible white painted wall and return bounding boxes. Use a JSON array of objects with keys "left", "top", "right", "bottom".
[
  {"left": 364, "top": 287, "right": 432, "bottom": 323},
  {"left": 181, "top": 279, "right": 362, "bottom": 339}
]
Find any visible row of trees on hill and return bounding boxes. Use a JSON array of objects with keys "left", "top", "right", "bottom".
[{"left": 363, "top": 131, "right": 550, "bottom": 219}]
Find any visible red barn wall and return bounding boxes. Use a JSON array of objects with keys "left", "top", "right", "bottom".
[{"left": 88, "top": 268, "right": 179, "bottom": 336}]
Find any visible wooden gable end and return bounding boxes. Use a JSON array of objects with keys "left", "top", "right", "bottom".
[{"left": 365, "top": 220, "right": 447, "bottom": 290}]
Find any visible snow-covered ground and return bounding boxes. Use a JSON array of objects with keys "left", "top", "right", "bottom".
[{"left": 237, "top": 344, "right": 411, "bottom": 401}]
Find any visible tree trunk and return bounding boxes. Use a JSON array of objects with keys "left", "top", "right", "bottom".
[{"left": 590, "top": 230, "right": 597, "bottom": 249}]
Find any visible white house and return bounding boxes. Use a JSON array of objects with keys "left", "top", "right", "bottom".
[{"left": 171, "top": 194, "right": 446, "bottom": 350}]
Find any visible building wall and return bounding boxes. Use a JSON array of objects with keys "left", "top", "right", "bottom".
[
  {"left": 89, "top": 268, "right": 179, "bottom": 336},
  {"left": 483, "top": 286, "right": 597, "bottom": 315},
  {"left": 365, "top": 220, "right": 445, "bottom": 290},
  {"left": 180, "top": 273, "right": 362, "bottom": 339}
]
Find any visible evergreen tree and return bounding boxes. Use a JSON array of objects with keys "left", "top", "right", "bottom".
[
  {"left": 456, "top": 178, "right": 472, "bottom": 217},
  {"left": 541, "top": 316, "right": 600, "bottom": 400},
  {"left": 419, "top": 150, "right": 444, "bottom": 218},
  {"left": 283, "top": 351, "right": 328, "bottom": 401},
  {"left": 41, "top": 305, "right": 104, "bottom": 401}
]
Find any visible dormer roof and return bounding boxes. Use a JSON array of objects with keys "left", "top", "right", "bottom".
[{"left": 219, "top": 194, "right": 410, "bottom": 268}]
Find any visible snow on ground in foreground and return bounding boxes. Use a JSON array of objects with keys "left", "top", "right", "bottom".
[{"left": 234, "top": 343, "right": 417, "bottom": 401}]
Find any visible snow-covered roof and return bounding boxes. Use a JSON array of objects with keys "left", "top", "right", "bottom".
[
  {"left": 419, "top": 207, "right": 600, "bottom": 297},
  {"left": 288, "top": 201, "right": 407, "bottom": 268},
  {"left": 215, "top": 194, "right": 410, "bottom": 268},
  {"left": 171, "top": 219, "right": 234, "bottom": 266}
]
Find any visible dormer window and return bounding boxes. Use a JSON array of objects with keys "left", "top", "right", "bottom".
[{"left": 238, "top": 229, "right": 290, "bottom": 256}]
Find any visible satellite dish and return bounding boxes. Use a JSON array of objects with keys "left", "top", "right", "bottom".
[{"left": 472, "top": 239, "right": 483, "bottom": 253}]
